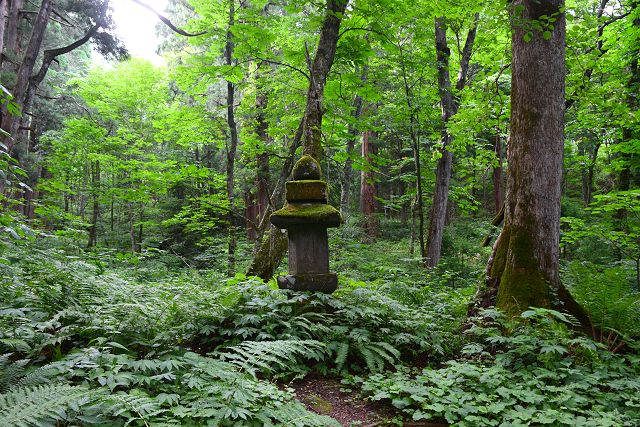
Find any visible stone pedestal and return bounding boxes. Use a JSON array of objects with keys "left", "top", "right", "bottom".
[{"left": 270, "top": 155, "right": 341, "bottom": 293}]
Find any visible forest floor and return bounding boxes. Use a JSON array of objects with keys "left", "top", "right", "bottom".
[{"left": 291, "top": 375, "right": 392, "bottom": 426}]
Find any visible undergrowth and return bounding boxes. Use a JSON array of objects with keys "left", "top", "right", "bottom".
[
  {"left": 1, "top": 226, "right": 639, "bottom": 426},
  {"left": 356, "top": 308, "right": 640, "bottom": 426},
  {"left": 0, "top": 235, "right": 465, "bottom": 425}
]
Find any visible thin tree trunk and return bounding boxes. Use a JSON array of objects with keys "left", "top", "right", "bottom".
[
  {"left": 341, "top": 65, "right": 367, "bottom": 214},
  {"left": 128, "top": 202, "right": 137, "bottom": 253},
  {"left": 398, "top": 41, "right": 426, "bottom": 261},
  {"left": 411, "top": 134, "right": 426, "bottom": 261},
  {"left": 425, "top": 14, "right": 478, "bottom": 267},
  {"left": 87, "top": 160, "right": 100, "bottom": 248},
  {"left": 360, "top": 129, "right": 378, "bottom": 240},
  {"left": 246, "top": 0, "right": 348, "bottom": 280},
  {"left": 225, "top": 0, "right": 238, "bottom": 277},
  {"left": 255, "top": 85, "right": 270, "bottom": 242},
  {"left": 0, "top": 0, "right": 7, "bottom": 64},
  {"left": 138, "top": 204, "right": 144, "bottom": 250},
  {"left": 580, "top": 141, "right": 600, "bottom": 206}
]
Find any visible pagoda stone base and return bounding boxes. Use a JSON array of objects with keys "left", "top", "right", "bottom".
[{"left": 276, "top": 273, "right": 338, "bottom": 293}]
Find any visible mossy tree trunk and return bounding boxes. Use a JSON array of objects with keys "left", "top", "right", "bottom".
[
  {"left": 480, "top": 0, "right": 589, "bottom": 328},
  {"left": 247, "top": 0, "right": 348, "bottom": 280}
]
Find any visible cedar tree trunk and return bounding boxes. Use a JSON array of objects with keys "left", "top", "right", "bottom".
[{"left": 360, "top": 129, "right": 378, "bottom": 240}]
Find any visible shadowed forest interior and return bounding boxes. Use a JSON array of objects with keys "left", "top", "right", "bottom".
[{"left": 1, "top": 0, "right": 640, "bottom": 425}]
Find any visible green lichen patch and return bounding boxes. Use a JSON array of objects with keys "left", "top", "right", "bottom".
[
  {"left": 303, "top": 394, "right": 334, "bottom": 415},
  {"left": 293, "top": 155, "right": 322, "bottom": 180},
  {"left": 286, "top": 180, "right": 328, "bottom": 203},
  {"left": 271, "top": 203, "right": 341, "bottom": 228}
]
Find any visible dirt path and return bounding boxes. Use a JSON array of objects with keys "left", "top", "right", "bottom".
[{"left": 292, "top": 375, "right": 392, "bottom": 426}]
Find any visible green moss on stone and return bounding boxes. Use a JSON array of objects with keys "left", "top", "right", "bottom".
[
  {"left": 293, "top": 155, "right": 322, "bottom": 180},
  {"left": 271, "top": 203, "right": 341, "bottom": 228},
  {"left": 303, "top": 394, "right": 333, "bottom": 415},
  {"left": 286, "top": 180, "right": 328, "bottom": 202}
]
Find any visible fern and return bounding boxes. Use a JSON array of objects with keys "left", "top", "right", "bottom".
[
  {"left": 0, "top": 383, "right": 89, "bottom": 426},
  {"left": 0, "top": 356, "right": 29, "bottom": 393},
  {"left": 332, "top": 341, "right": 350, "bottom": 372},
  {"left": 220, "top": 340, "right": 326, "bottom": 375},
  {"left": 102, "top": 391, "right": 165, "bottom": 424}
]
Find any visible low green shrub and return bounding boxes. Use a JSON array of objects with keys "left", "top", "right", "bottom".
[{"left": 357, "top": 308, "right": 640, "bottom": 426}]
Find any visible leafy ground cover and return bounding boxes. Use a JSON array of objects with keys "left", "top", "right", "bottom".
[{"left": 1, "top": 221, "right": 640, "bottom": 426}]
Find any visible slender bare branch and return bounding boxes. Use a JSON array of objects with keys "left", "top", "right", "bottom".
[{"left": 129, "top": 0, "right": 206, "bottom": 37}]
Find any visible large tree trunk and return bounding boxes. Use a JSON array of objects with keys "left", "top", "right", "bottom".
[
  {"left": 2, "top": 0, "right": 25, "bottom": 71},
  {"left": 360, "top": 129, "right": 378, "bottom": 240},
  {"left": 479, "top": 0, "right": 589, "bottom": 329},
  {"left": 225, "top": 0, "right": 238, "bottom": 277},
  {"left": 425, "top": 14, "right": 478, "bottom": 267},
  {"left": 246, "top": 0, "right": 348, "bottom": 280},
  {"left": 0, "top": 0, "right": 7, "bottom": 64},
  {"left": 2, "top": 0, "right": 51, "bottom": 152}
]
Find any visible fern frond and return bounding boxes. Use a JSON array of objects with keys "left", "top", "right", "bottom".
[
  {"left": 103, "top": 391, "right": 164, "bottom": 423},
  {"left": 332, "top": 341, "right": 350, "bottom": 372},
  {"left": 0, "top": 383, "right": 89, "bottom": 426},
  {"left": 0, "top": 359, "right": 30, "bottom": 393},
  {"left": 220, "top": 340, "right": 326, "bottom": 374}
]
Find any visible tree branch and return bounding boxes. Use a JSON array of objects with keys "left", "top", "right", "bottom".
[
  {"left": 31, "top": 24, "right": 100, "bottom": 88},
  {"left": 129, "top": 0, "right": 207, "bottom": 37}
]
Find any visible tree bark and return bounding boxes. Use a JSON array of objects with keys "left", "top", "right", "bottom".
[
  {"left": 225, "top": 0, "right": 238, "bottom": 277},
  {"left": 87, "top": 160, "right": 100, "bottom": 248},
  {"left": 340, "top": 65, "right": 367, "bottom": 215},
  {"left": 425, "top": 14, "right": 478, "bottom": 267},
  {"left": 1, "top": 0, "right": 51, "bottom": 152},
  {"left": 478, "top": 0, "right": 589, "bottom": 329},
  {"left": 360, "top": 129, "right": 378, "bottom": 240},
  {"left": 302, "top": 0, "right": 348, "bottom": 160}
]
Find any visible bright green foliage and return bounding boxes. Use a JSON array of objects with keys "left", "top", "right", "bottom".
[{"left": 359, "top": 309, "right": 640, "bottom": 426}]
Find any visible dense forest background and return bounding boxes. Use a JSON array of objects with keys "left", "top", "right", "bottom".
[{"left": 0, "top": 0, "right": 639, "bottom": 425}]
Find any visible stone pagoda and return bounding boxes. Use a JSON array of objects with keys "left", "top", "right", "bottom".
[{"left": 270, "top": 155, "right": 341, "bottom": 293}]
